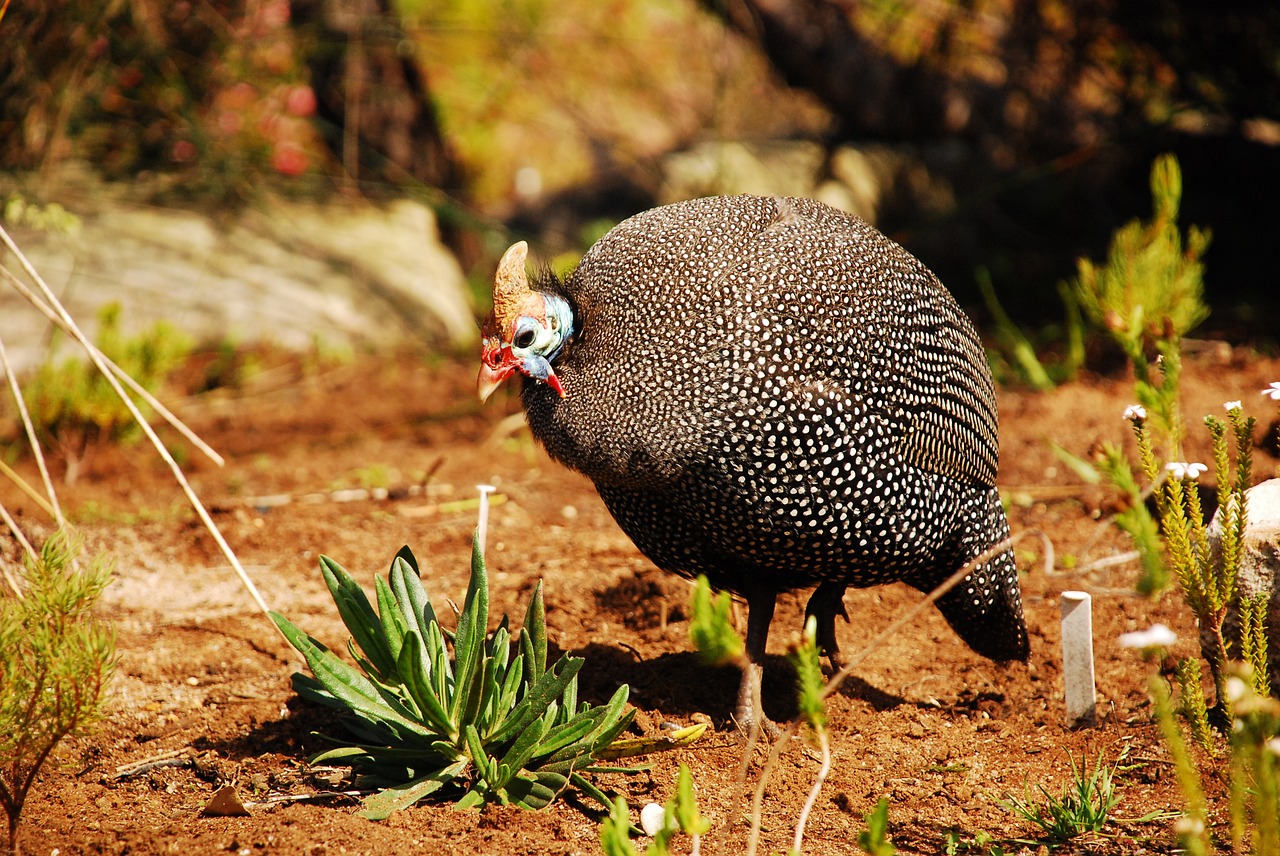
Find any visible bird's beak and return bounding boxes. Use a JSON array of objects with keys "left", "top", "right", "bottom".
[{"left": 477, "top": 360, "right": 514, "bottom": 403}]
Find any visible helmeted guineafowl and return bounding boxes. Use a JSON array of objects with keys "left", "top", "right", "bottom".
[{"left": 479, "top": 195, "right": 1029, "bottom": 726}]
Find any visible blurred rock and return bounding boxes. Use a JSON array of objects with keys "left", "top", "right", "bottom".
[
  {"left": 658, "top": 140, "right": 956, "bottom": 230},
  {"left": 0, "top": 186, "right": 471, "bottom": 372},
  {"left": 659, "top": 140, "right": 826, "bottom": 204},
  {"left": 1206, "top": 477, "right": 1280, "bottom": 695}
]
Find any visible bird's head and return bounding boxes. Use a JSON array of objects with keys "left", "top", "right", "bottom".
[{"left": 478, "top": 241, "right": 574, "bottom": 402}]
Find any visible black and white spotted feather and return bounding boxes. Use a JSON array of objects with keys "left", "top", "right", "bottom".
[{"left": 505, "top": 195, "right": 1028, "bottom": 666}]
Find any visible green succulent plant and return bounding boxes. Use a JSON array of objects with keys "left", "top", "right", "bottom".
[{"left": 271, "top": 535, "right": 634, "bottom": 819}]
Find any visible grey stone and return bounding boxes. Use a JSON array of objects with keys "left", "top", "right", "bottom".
[{"left": 1, "top": 189, "right": 472, "bottom": 373}]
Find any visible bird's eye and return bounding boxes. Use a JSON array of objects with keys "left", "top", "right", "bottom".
[{"left": 513, "top": 329, "right": 536, "bottom": 349}]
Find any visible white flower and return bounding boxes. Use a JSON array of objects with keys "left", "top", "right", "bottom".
[
  {"left": 1266, "top": 737, "right": 1280, "bottom": 758},
  {"left": 1123, "top": 404, "right": 1147, "bottom": 422},
  {"left": 1225, "top": 676, "right": 1249, "bottom": 704},
  {"left": 640, "top": 802, "right": 669, "bottom": 837},
  {"left": 1118, "top": 624, "right": 1178, "bottom": 649},
  {"left": 1175, "top": 816, "right": 1205, "bottom": 836},
  {"left": 1224, "top": 400, "right": 1242, "bottom": 412},
  {"left": 1263, "top": 382, "right": 1280, "bottom": 401},
  {"left": 1165, "top": 461, "right": 1208, "bottom": 481}
]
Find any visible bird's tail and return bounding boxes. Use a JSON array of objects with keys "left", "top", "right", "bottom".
[{"left": 930, "top": 487, "right": 1030, "bottom": 662}]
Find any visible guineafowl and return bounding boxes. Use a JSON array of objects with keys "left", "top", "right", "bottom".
[{"left": 479, "top": 195, "right": 1029, "bottom": 727}]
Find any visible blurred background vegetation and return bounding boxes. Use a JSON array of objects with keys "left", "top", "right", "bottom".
[{"left": 2, "top": 0, "right": 1278, "bottom": 342}]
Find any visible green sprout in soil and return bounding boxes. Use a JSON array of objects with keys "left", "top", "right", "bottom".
[
  {"left": 1122, "top": 627, "right": 1280, "bottom": 856},
  {"left": 599, "top": 763, "right": 709, "bottom": 856},
  {"left": 857, "top": 797, "right": 897, "bottom": 856},
  {"left": 1, "top": 532, "right": 115, "bottom": 856},
  {"left": 998, "top": 753, "right": 1121, "bottom": 845},
  {"left": 271, "top": 535, "right": 635, "bottom": 819}
]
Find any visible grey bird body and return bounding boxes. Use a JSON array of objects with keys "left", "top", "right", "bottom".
[{"left": 483, "top": 194, "right": 1028, "bottom": 720}]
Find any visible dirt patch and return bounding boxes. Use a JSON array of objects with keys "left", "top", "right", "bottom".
[{"left": 6, "top": 346, "right": 1280, "bottom": 855}]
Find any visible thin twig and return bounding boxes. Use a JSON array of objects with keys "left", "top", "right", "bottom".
[
  {"left": 0, "top": 223, "right": 282, "bottom": 643},
  {"left": 821, "top": 530, "right": 1052, "bottom": 704},
  {"left": 0, "top": 259, "right": 225, "bottom": 467},
  {"left": 792, "top": 729, "right": 830, "bottom": 854},
  {"left": 111, "top": 748, "right": 191, "bottom": 780},
  {"left": 0, "top": 330, "right": 64, "bottom": 527},
  {"left": 0, "top": 459, "right": 58, "bottom": 520},
  {"left": 0, "top": 501, "right": 37, "bottom": 596}
]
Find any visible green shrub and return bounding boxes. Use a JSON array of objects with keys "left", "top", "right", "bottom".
[{"left": 0, "top": 533, "right": 115, "bottom": 856}]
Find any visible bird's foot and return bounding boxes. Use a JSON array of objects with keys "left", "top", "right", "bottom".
[{"left": 735, "top": 661, "right": 782, "bottom": 740}]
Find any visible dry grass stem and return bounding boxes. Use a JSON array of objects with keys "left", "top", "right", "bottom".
[
  {"left": 0, "top": 256, "right": 224, "bottom": 468},
  {"left": 0, "top": 223, "right": 281, "bottom": 645},
  {"left": 0, "top": 332, "right": 64, "bottom": 528}
]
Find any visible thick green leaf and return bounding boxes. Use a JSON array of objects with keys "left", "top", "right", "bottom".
[
  {"left": 486, "top": 653, "right": 525, "bottom": 739},
  {"left": 309, "top": 745, "right": 372, "bottom": 764},
  {"left": 464, "top": 724, "right": 497, "bottom": 786},
  {"left": 449, "top": 533, "right": 490, "bottom": 722},
  {"left": 359, "top": 758, "right": 469, "bottom": 820},
  {"left": 375, "top": 575, "right": 407, "bottom": 663},
  {"left": 397, "top": 629, "right": 455, "bottom": 737},
  {"left": 544, "top": 687, "right": 634, "bottom": 766},
  {"left": 489, "top": 623, "right": 511, "bottom": 675},
  {"left": 319, "top": 556, "right": 397, "bottom": 679},
  {"left": 520, "top": 579, "right": 547, "bottom": 680},
  {"left": 393, "top": 544, "right": 419, "bottom": 575},
  {"left": 426, "top": 620, "right": 452, "bottom": 697},
  {"left": 486, "top": 655, "right": 585, "bottom": 746},
  {"left": 389, "top": 553, "right": 436, "bottom": 639},
  {"left": 569, "top": 772, "right": 617, "bottom": 814},
  {"left": 494, "top": 711, "right": 550, "bottom": 781},
  {"left": 271, "top": 611, "right": 433, "bottom": 741},
  {"left": 533, "top": 713, "right": 598, "bottom": 760},
  {"left": 560, "top": 671, "right": 579, "bottom": 725},
  {"left": 454, "top": 789, "right": 485, "bottom": 810},
  {"left": 587, "top": 686, "right": 634, "bottom": 753},
  {"left": 507, "top": 771, "right": 568, "bottom": 810}
]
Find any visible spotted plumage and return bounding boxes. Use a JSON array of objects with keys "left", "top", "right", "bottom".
[{"left": 479, "top": 195, "right": 1029, "bottom": 720}]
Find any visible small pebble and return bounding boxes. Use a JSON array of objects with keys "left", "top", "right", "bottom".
[{"left": 640, "top": 803, "right": 667, "bottom": 837}]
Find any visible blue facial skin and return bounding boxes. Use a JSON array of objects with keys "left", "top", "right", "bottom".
[{"left": 511, "top": 294, "right": 574, "bottom": 389}]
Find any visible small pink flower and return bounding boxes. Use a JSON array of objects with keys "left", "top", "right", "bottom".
[
  {"left": 272, "top": 142, "right": 309, "bottom": 177},
  {"left": 284, "top": 85, "right": 317, "bottom": 118},
  {"left": 1123, "top": 404, "right": 1147, "bottom": 423}
]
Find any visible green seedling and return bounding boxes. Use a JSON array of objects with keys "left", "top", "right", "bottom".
[
  {"left": 1, "top": 533, "right": 115, "bottom": 856},
  {"left": 1132, "top": 403, "right": 1262, "bottom": 719},
  {"left": 599, "top": 764, "right": 709, "bottom": 856},
  {"left": 857, "top": 797, "right": 897, "bottom": 856},
  {"left": 1225, "top": 663, "right": 1280, "bottom": 855},
  {"left": 998, "top": 753, "right": 1120, "bottom": 844},
  {"left": 271, "top": 535, "right": 637, "bottom": 818},
  {"left": 688, "top": 576, "right": 744, "bottom": 667}
]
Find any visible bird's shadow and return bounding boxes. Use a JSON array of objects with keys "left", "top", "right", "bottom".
[{"left": 571, "top": 642, "right": 909, "bottom": 729}]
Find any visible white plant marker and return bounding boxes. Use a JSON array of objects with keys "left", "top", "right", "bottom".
[
  {"left": 1060, "top": 590, "right": 1097, "bottom": 726},
  {"left": 476, "top": 484, "right": 497, "bottom": 557}
]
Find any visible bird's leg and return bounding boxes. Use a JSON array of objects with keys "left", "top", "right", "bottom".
[
  {"left": 736, "top": 588, "right": 777, "bottom": 737},
  {"left": 804, "top": 580, "right": 849, "bottom": 673}
]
